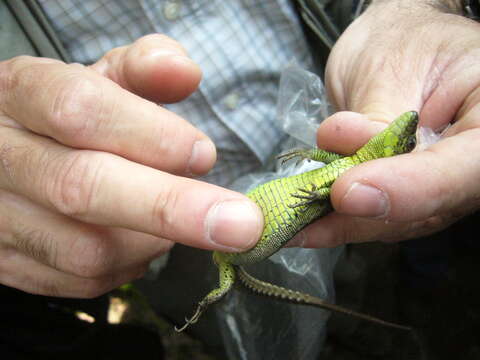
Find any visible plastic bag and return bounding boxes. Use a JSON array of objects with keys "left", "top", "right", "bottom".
[
  {"left": 277, "top": 63, "right": 333, "bottom": 146},
  {"left": 216, "top": 64, "right": 343, "bottom": 360},
  {"left": 215, "top": 64, "right": 443, "bottom": 360}
]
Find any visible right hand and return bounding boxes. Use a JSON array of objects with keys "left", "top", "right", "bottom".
[
  {"left": 0, "top": 34, "right": 263, "bottom": 298},
  {"left": 296, "top": 1, "right": 480, "bottom": 248}
]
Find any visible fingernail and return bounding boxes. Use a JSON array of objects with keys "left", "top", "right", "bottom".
[
  {"left": 188, "top": 139, "right": 216, "bottom": 176},
  {"left": 340, "top": 182, "right": 389, "bottom": 218},
  {"left": 148, "top": 50, "right": 198, "bottom": 68},
  {"left": 145, "top": 50, "right": 197, "bottom": 70},
  {"left": 148, "top": 48, "right": 186, "bottom": 59},
  {"left": 170, "top": 54, "right": 200, "bottom": 69},
  {"left": 206, "top": 200, "right": 263, "bottom": 251}
]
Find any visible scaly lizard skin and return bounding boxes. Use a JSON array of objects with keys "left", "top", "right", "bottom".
[{"left": 176, "top": 111, "right": 418, "bottom": 332}]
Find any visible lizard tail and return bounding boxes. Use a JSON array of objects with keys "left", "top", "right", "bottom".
[{"left": 237, "top": 266, "right": 412, "bottom": 332}]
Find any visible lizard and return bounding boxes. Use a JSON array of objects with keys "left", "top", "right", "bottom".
[{"left": 175, "top": 111, "right": 419, "bottom": 333}]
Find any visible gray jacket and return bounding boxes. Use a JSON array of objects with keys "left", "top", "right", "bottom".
[{"left": 1, "top": 0, "right": 69, "bottom": 61}]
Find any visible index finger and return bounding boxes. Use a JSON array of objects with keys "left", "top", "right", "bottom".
[
  {"left": 0, "top": 55, "right": 213, "bottom": 177},
  {"left": 0, "top": 126, "right": 264, "bottom": 252}
]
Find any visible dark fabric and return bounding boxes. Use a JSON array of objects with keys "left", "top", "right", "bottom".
[
  {"left": 293, "top": 0, "right": 358, "bottom": 74},
  {"left": 400, "top": 211, "right": 480, "bottom": 290},
  {"left": 0, "top": 286, "right": 164, "bottom": 359},
  {"left": 323, "top": 211, "right": 480, "bottom": 360}
]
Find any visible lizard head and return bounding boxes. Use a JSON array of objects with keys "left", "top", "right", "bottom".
[
  {"left": 381, "top": 110, "right": 419, "bottom": 156},
  {"left": 357, "top": 111, "right": 419, "bottom": 160}
]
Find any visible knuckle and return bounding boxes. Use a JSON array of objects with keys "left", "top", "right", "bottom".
[
  {"left": 0, "top": 139, "right": 20, "bottom": 187},
  {"left": 66, "top": 234, "right": 113, "bottom": 278},
  {"left": 0, "top": 58, "right": 18, "bottom": 98},
  {"left": 11, "top": 224, "right": 59, "bottom": 267},
  {"left": 49, "top": 74, "right": 98, "bottom": 136},
  {"left": 0, "top": 56, "right": 62, "bottom": 109},
  {"left": 49, "top": 72, "right": 102, "bottom": 141},
  {"left": 46, "top": 151, "right": 104, "bottom": 218},
  {"left": 0, "top": 56, "right": 31, "bottom": 86},
  {"left": 0, "top": 57, "right": 29, "bottom": 107},
  {"left": 151, "top": 188, "right": 180, "bottom": 236}
]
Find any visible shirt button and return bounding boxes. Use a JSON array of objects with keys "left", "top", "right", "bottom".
[
  {"left": 224, "top": 92, "right": 240, "bottom": 110},
  {"left": 164, "top": 0, "right": 182, "bottom": 21}
]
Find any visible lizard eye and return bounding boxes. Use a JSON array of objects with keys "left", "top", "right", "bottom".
[{"left": 406, "top": 136, "right": 416, "bottom": 152}]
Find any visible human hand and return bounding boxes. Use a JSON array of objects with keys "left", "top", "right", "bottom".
[
  {"left": 297, "top": 0, "right": 480, "bottom": 247},
  {"left": 0, "top": 34, "right": 263, "bottom": 297}
]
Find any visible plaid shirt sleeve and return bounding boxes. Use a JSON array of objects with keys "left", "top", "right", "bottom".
[{"left": 38, "top": 0, "right": 313, "bottom": 187}]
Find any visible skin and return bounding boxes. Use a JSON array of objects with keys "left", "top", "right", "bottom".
[
  {"left": 297, "top": 0, "right": 480, "bottom": 247},
  {"left": 0, "top": 34, "right": 264, "bottom": 298}
]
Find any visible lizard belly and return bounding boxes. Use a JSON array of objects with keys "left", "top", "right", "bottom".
[
  {"left": 220, "top": 172, "right": 333, "bottom": 265},
  {"left": 229, "top": 200, "right": 332, "bottom": 265}
]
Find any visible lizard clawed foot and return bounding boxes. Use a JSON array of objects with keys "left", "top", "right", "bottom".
[
  {"left": 288, "top": 185, "right": 330, "bottom": 208},
  {"left": 174, "top": 302, "right": 207, "bottom": 332},
  {"left": 277, "top": 149, "right": 311, "bottom": 165}
]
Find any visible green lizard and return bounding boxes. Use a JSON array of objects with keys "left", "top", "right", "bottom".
[{"left": 175, "top": 111, "right": 419, "bottom": 332}]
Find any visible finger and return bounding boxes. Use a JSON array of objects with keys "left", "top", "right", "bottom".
[
  {"left": 294, "top": 212, "right": 410, "bottom": 248},
  {"left": 0, "top": 127, "right": 263, "bottom": 252},
  {"left": 329, "top": 129, "right": 480, "bottom": 222},
  {"left": 0, "top": 190, "right": 172, "bottom": 278},
  {"left": 0, "top": 246, "right": 146, "bottom": 298},
  {"left": 90, "top": 34, "right": 202, "bottom": 103},
  {"left": 0, "top": 56, "right": 214, "bottom": 176},
  {"left": 316, "top": 112, "right": 388, "bottom": 154},
  {"left": 293, "top": 210, "right": 458, "bottom": 248}
]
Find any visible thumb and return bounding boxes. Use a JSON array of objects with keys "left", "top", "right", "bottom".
[
  {"left": 90, "top": 34, "right": 202, "bottom": 103},
  {"left": 330, "top": 129, "right": 480, "bottom": 222}
]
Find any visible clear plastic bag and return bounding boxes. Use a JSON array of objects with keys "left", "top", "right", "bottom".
[
  {"left": 215, "top": 64, "right": 443, "bottom": 360},
  {"left": 216, "top": 64, "right": 343, "bottom": 360},
  {"left": 277, "top": 62, "right": 333, "bottom": 146}
]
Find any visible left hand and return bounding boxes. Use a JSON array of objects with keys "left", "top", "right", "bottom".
[{"left": 298, "top": 0, "right": 480, "bottom": 247}]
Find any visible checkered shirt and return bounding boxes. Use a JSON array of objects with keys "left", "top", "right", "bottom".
[{"left": 38, "top": 0, "right": 313, "bottom": 187}]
